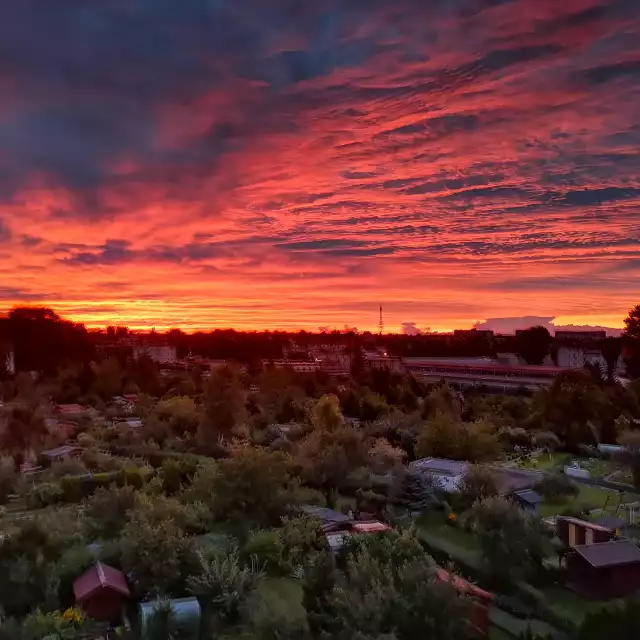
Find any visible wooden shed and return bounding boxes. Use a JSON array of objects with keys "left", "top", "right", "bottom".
[
  {"left": 73, "top": 562, "right": 130, "bottom": 621},
  {"left": 567, "top": 540, "right": 640, "bottom": 600},
  {"left": 556, "top": 516, "right": 614, "bottom": 548}
]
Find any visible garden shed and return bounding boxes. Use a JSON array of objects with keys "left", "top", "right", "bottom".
[{"left": 138, "top": 597, "right": 201, "bottom": 640}]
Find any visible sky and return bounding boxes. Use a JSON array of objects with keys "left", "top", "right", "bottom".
[{"left": 0, "top": 0, "right": 639, "bottom": 333}]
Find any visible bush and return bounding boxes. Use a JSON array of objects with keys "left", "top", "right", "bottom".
[
  {"left": 243, "top": 530, "right": 287, "bottom": 575},
  {"left": 534, "top": 474, "right": 579, "bottom": 502},
  {"left": 27, "top": 482, "right": 64, "bottom": 509}
]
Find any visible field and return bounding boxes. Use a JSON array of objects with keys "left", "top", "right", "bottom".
[{"left": 539, "top": 484, "right": 630, "bottom": 518}]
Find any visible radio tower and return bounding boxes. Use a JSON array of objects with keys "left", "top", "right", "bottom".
[{"left": 379, "top": 305, "right": 384, "bottom": 335}]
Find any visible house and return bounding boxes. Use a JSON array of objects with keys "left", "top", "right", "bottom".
[
  {"left": 56, "top": 403, "right": 86, "bottom": 418},
  {"left": 299, "top": 504, "right": 353, "bottom": 526},
  {"left": 44, "top": 418, "right": 77, "bottom": 440},
  {"left": 323, "top": 519, "right": 391, "bottom": 554},
  {"left": 410, "top": 458, "right": 468, "bottom": 492},
  {"left": 512, "top": 489, "right": 543, "bottom": 516},
  {"left": 138, "top": 597, "right": 201, "bottom": 640},
  {"left": 73, "top": 562, "right": 130, "bottom": 621},
  {"left": 567, "top": 540, "right": 640, "bottom": 600},
  {"left": 435, "top": 568, "right": 493, "bottom": 636},
  {"left": 39, "top": 445, "right": 83, "bottom": 463},
  {"left": 556, "top": 516, "right": 615, "bottom": 548}
]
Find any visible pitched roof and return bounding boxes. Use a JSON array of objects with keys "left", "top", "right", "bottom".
[
  {"left": 572, "top": 540, "right": 640, "bottom": 568},
  {"left": 514, "top": 489, "right": 543, "bottom": 505},
  {"left": 73, "top": 562, "right": 130, "bottom": 602},
  {"left": 411, "top": 458, "right": 468, "bottom": 476},
  {"left": 299, "top": 505, "right": 353, "bottom": 523}
]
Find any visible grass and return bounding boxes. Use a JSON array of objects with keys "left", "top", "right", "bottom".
[
  {"left": 539, "top": 484, "right": 624, "bottom": 518},
  {"left": 257, "top": 577, "right": 306, "bottom": 621},
  {"left": 513, "top": 453, "right": 568, "bottom": 472},
  {"left": 416, "top": 510, "right": 479, "bottom": 551},
  {"left": 542, "top": 587, "right": 616, "bottom": 626}
]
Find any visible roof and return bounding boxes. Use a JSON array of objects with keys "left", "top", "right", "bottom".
[
  {"left": 326, "top": 531, "right": 350, "bottom": 552},
  {"left": 299, "top": 505, "right": 353, "bottom": 523},
  {"left": 557, "top": 516, "right": 614, "bottom": 533},
  {"left": 411, "top": 458, "right": 468, "bottom": 476},
  {"left": 40, "top": 445, "right": 82, "bottom": 459},
  {"left": 57, "top": 403, "right": 85, "bottom": 414},
  {"left": 594, "top": 515, "right": 626, "bottom": 530},
  {"left": 514, "top": 490, "right": 543, "bottom": 505},
  {"left": 435, "top": 568, "right": 494, "bottom": 601},
  {"left": 572, "top": 540, "right": 640, "bottom": 568},
  {"left": 352, "top": 521, "right": 391, "bottom": 533},
  {"left": 139, "top": 597, "right": 201, "bottom": 639},
  {"left": 73, "top": 562, "right": 130, "bottom": 602}
]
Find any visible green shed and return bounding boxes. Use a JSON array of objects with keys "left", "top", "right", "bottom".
[{"left": 138, "top": 597, "right": 201, "bottom": 640}]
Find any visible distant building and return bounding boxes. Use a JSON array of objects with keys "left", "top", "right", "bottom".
[
  {"left": 555, "top": 330, "right": 607, "bottom": 341},
  {"left": 453, "top": 329, "right": 494, "bottom": 338},
  {"left": 410, "top": 458, "right": 468, "bottom": 492},
  {"left": 133, "top": 343, "right": 177, "bottom": 364}
]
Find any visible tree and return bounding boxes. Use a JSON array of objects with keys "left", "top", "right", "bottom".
[
  {"left": 297, "top": 423, "right": 369, "bottom": 508},
  {"left": 624, "top": 305, "right": 640, "bottom": 340},
  {"left": 623, "top": 304, "right": 640, "bottom": 378},
  {"left": 187, "top": 546, "right": 264, "bottom": 625},
  {"left": 200, "top": 366, "right": 247, "bottom": 445},
  {"left": 155, "top": 396, "right": 201, "bottom": 435},
  {"left": 368, "top": 438, "right": 406, "bottom": 474},
  {"left": 311, "top": 394, "right": 344, "bottom": 431},
  {"left": 470, "top": 497, "right": 549, "bottom": 585},
  {"left": 84, "top": 485, "right": 138, "bottom": 540},
  {"left": 305, "top": 532, "right": 475, "bottom": 640},
  {"left": 416, "top": 413, "right": 501, "bottom": 463},
  {"left": 533, "top": 431, "right": 561, "bottom": 458},
  {"left": 191, "top": 447, "right": 297, "bottom": 528},
  {"left": 0, "top": 455, "right": 18, "bottom": 504},
  {"left": 90, "top": 358, "right": 124, "bottom": 399},
  {"left": 396, "top": 469, "right": 439, "bottom": 513},
  {"left": 516, "top": 326, "right": 552, "bottom": 365},
  {"left": 146, "top": 598, "right": 194, "bottom": 640},
  {"left": 599, "top": 337, "right": 622, "bottom": 383},
  {"left": 121, "top": 507, "right": 195, "bottom": 597},
  {"left": 618, "top": 431, "right": 640, "bottom": 487},
  {"left": 458, "top": 465, "right": 499, "bottom": 506}
]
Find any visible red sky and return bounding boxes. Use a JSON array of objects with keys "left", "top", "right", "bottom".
[{"left": 0, "top": 0, "right": 638, "bottom": 332}]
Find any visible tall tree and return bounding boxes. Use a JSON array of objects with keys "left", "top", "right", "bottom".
[
  {"left": 623, "top": 304, "right": 640, "bottom": 378},
  {"left": 200, "top": 366, "right": 247, "bottom": 445},
  {"left": 599, "top": 337, "right": 623, "bottom": 383},
  {"left": 516, "top": 326, "right": 553, "bottom": 365}
]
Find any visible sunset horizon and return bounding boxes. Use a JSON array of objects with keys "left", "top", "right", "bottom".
[{"left": 1, "top": 1, "right": 638, "bottom": 337}]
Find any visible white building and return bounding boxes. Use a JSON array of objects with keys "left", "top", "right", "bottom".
[{"left": 409, "top": 458, "right": 469, "bottom": 492}]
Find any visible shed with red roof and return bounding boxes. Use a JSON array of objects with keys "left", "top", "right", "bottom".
[{"left": 73, "top": 562, "right": 130, "bottom": 621}]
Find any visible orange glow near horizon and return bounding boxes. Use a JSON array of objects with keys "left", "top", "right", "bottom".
[{"left": 0, "top": 0, "right": 638, "bottom": 335}]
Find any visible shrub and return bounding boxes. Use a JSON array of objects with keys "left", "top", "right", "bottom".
[
  {"left": 534, "top": 473, "right": 579, "bottom": 502},
  {"left": 243, "top": 530, "right": 287, "bottom": 575},
  {"left": 27, "top": 482, "right": 64, "bottom": 509}
]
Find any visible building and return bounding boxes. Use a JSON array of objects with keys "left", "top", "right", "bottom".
[
  {"left": 555, "top": 330, "right": 607, "bottom": 341},
  {"left": 513, "top": 489, "right": 543, "bottom": 516},
  {"left": 133, "top": 343, "right": 177, "bottom": 364},
  {"left": 324, "top": 520, "right": 391, "bottom": 554},
  {"left": 567, "top": 540, "right": 640, "bottom": 600},
  {"left": 73, "top": 562, "right": 131, "bottom": 621},
  {"left": 39, "top": 445, "right": 83, "bottom": 463},
  {"left": 453, "top": 329, "right": 494, "bottom": 338},
  {"left": 139, "top": 597, "right": 201, "bottom": 640},
  {"left": 402, "top": 357, "right": 567, "bottom": 392},
  {"left": 264, "top": 359, "right": 320, "bottom": 373},
  {"left": 410, "top": 458, "right": 468, "bottom": 492},
  {"left": 556, "top": 516, "right": 615, "bottom": 548},
  {"left": 299, "top": 505, "right": 353, "bottom": 526},
  {"left": 56, "top": 403, "right": 87, "bottom": 418}
]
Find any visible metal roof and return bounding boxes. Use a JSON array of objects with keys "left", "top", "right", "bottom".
[
  {"left": 299, "top": 504, "right": 353, "bottom": 523},
  {"left": 352, "top": 521, "right": 391, "bottom": 533},
  {"left": 139, "top": 597, "right": 201, "bottom": 640},
  {"left": 514, "top": 489, "right": 543, "bottom": 505},
  {"left": 73, "top": 562, "right": 130, "bottom": 602},
  {"left": 411, "top": 458, "right": 468, "bottom": 476},
  {"left": 572, "top": 540, "right": 640, "bottom": 568}
]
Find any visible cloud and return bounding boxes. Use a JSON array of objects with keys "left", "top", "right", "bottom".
[
  {"left": 0, "top": 0, "right": 637, "bottom": 331},
  {"left": 474, "top": 317, "right": 623, "bottom": 336},
  {"left": 402, "top": 322, "right": 430, "bottom": 335}
]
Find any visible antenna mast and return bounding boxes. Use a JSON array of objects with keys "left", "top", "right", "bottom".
[{"left": 379, "top": 305, "right": 384, "bottom": 335}]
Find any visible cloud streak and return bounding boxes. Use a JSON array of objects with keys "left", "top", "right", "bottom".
[{"left": 0, "top": 0, "right": 638, "bottom": 330}]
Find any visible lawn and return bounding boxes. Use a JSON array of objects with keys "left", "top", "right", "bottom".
[
  {"left": 417, "top": 510, "right": 480, "bottom": 551},
  {"left": 513, "top": 452, "right": 568, "bottom": 472},
  {"left": 539, "top": 484, "right": 623, "bottom": 518},
  {"left": 542, "top": 587, "right": 615, "bottom": 626}
]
